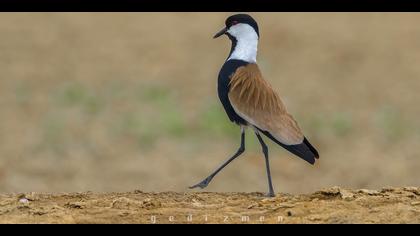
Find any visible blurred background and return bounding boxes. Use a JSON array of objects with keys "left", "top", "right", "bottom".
[{"left": 0, "top": 13, "right": 419, "bottom": 194}]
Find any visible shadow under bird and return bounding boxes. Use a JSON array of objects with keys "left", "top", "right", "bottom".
[{"left": 190, "top": 14, "right": 319, "bottom": 197}]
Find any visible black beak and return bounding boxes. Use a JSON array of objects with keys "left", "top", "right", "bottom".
[{"left": 213, "top": 27, "right": 227, "bottom": 39}]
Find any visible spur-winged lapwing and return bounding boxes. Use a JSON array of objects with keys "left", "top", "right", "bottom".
[{"left": 190, "top": 14, "right": 319, "bottom": 197}]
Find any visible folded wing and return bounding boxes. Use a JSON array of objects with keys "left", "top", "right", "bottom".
[{"left": 228, "top": 63, "right": 319, "bottom": 164}]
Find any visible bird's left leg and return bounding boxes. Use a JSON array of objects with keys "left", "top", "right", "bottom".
[
  {"left": 189, "top": 126, "right": 246, "bottom": 190},
  {"left": 255, "top": 129, "right": 275, "bottom": 197}
]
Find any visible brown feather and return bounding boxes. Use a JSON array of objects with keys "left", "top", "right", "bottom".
[{"left": 228, "top": 63, "right": 304, "bottom": 145}]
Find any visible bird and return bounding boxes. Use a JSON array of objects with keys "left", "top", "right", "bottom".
[{"left": 189, "top": 14, "right": 319, "bottom": 197}]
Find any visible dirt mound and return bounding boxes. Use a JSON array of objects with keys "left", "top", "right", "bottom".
[{"left": 0, "top": 187, "right": 419, "bottom": 224}]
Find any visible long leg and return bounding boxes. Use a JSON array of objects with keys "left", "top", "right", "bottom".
[
  {"left": 255, "top": 130, "right": 275, "bottom": 197},
  {"left": 189, "top": 126, "right": 246, "bottom": 189}
]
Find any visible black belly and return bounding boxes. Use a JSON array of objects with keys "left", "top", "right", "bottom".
[{"left": 217, "top": 59, "right": 249, "bottom": 126}]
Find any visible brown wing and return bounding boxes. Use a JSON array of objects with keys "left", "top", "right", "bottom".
[{"left": 228, "top": 63, "right": 304, "bottom": 145}]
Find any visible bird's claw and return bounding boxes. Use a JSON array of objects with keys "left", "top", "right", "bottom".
[
  {"left": 189, "top": 178, "right": 212, "bottom": 189},
  {"left": 266, "top": 192, "right": 276, "bottom": 198}
]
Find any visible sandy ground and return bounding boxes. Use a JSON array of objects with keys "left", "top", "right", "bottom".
[{"left": 0, "top": 187, "right": 419, "bottom": 224}]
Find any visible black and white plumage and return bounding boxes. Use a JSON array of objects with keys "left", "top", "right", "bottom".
[{"left": 190, "top": 14, "right": 319, "bottom": 197}]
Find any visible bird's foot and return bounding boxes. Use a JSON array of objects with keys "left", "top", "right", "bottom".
[
  {"left": 189, "top": 177, "right": 212, "bottom": 189},
  {"left": 265, "top": 191, "right": 276, "bottom": 198}
]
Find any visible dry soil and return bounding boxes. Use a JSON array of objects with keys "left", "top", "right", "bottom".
[{"left": 0, "top": 187, "right": 419, "bottom": 224}]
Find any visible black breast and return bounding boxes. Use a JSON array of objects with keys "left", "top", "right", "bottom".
[{"left": 217, "top": 59, "right": 249, "bottom": 125}]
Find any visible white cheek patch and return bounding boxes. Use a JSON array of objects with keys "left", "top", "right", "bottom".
[
  {"left": 228, "top": 24, "right": 258, "bottom": 39},
  {"left": 227, "top": 24, "right": 259, "bottom": 63}
]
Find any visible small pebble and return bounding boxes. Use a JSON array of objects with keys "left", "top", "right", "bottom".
[
  {"left": 358, "top": 189, "right": 380, "bottom": 195},
  {"left": 19, "top": 198, "right": 29, "bottom": 204},
  {"left": 339, "top": 189, "right": 354, "bottom": 200}
]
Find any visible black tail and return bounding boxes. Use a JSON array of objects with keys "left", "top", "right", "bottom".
[{"left": 259, "top": 130, "right": 319, "bottom": 165}]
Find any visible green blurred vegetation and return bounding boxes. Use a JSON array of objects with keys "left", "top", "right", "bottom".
[
  {"left": 299, "top": 111, "right": 353, "bottom": 140},
  {"left": 55, "top": 82, "right": 104, "bottom": 115},
  {"left": 14, "top": 82, "right": 31, "bottom": 107},
  {"left": 35, "top": 82, "right": 251, "bottom": 152},
  {"left": 197, "top": 102, "right": 238, "bottom": 139},
  {"left": 22, "top": 80, "right": 416, "bottom": 158},
  {"left": 29, "top": 79, "right": 271, "bottom": 154},
  {"left": 374, "top": 105, "right": 408, "bottom": 144}
]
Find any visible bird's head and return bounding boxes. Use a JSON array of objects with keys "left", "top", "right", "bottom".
[{"left": 213, "top": 14, "right": 260, "bottom": 41}]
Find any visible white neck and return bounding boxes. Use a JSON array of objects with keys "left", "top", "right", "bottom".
[{"left": 226, "top": 24, "right": 259, "bottom": 63}]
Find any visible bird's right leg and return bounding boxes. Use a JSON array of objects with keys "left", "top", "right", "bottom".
[{"left": 189, "top": 126, "right": 246, "bottom": 190}]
